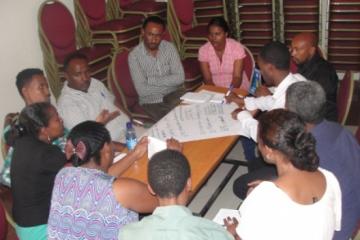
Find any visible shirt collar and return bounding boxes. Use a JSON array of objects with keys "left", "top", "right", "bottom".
[
  {"left": 140, "top": 40, "right": 165, "bottom": 57},
  {"left": 153, "top": 205, "right": 192, "bottom": 218},
  {"left": 298, "top": 52, "right": 321, "bottom": 73},
  {"left": 64, "top": 79, "right": 93, "bottom": 95}
]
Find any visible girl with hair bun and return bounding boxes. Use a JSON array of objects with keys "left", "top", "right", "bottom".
[
  {"left": 225, "top": 109, "right": 341, "bottom": 240},
  {"left": 10, "top": 102, "right": 67, "bottom": 240},
  {"left": 47, "top": 121, "right": 158, "bottom": 240}
]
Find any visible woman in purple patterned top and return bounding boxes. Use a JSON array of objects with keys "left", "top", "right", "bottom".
[{"left": 47, "top": 121, "right": 158, "bottom": 240}]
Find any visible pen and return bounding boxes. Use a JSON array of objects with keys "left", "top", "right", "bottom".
[
  {"left": 222, "top": 84, "right": 234, "bottom": 104},
  {"left": 132, "top": 119, "right": 144, "bottom": 126},
  {"left": 225, "top": 84, "right": 234, "bottom": 97}
]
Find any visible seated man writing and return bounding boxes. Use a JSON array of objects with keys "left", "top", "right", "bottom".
[
  {"left": 226, "top": 41, "right": 306, "bottom": 170},
  {"left": 128, "top": 16, "right": 185, "bottom": 121}
]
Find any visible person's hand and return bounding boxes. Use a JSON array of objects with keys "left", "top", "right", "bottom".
[
  {"left": 231, "top": 108, "right": 244, "bottom": 120},
  {"left": 96, "top": 109, "right": 120, "bottom": 125},
  {"left": 246, "top": 180, "right": 263, "bottom": 196},
  {"left": 132, "top": 136, "right": 148, "bottom": 159},
  {"left": 166, "top": 138, "right": 183, "bottom": 152},
  {"left": 224, "top": 217, "right": 239, "bottom": 239},
  {"left": 225, "top": 92, "right": 244, "bottom": 108},
  {"left": 255, "top": 85, "right": 272, "bottom": 97}
]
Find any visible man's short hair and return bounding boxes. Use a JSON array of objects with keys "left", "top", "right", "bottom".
[
  {"left": 148, "top": 150, "right": 190, "bottom": 198},
  {"left": 259, "top": 41, "right": 290, "bottom": 70},
  {"left": 16, "top": 68, "right": 44, "bottom": 97},
  {"left": 286, "top": 81, "right": 326, "bottom": 124},
  {"left": 63, "top": 51, "right": 88, "bottom": 71},
  {"left": 142, "top": 15, "right": 166, "bottom": 30}
]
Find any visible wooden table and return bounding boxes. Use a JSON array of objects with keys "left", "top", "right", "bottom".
[{"left": 122, "top": 85, "right": 247, "bottom": 195}]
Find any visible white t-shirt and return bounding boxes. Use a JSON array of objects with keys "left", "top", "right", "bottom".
[
  {"left": 237, "top": 168, "right": 342, "bottom": 240},
  {"left": 236, "top": 73, "right": 307, "bottom": 141},
  {"left": 57, "top": 78, "right": 130, "bottom": 142}
]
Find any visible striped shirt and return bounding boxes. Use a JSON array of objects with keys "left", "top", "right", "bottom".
[{"left": 128, "top": 40, "right": 185, "bottom": 104}]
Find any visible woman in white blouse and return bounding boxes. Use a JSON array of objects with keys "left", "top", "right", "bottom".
[{"left": 226, "top": 109, "right": 341, "bottom": 240}]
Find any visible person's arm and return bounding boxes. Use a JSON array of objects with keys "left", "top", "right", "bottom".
[
  {"left": 108, "top": 137, "right": 148, "bottom": 177},
  {"left": 244, "top": 96, "right": 275, "bottom": 112},
  {"left": 231, "top": 59, "right": 244, "bottom": 88},
  {"left": 199, "top": 61, "right": 215, "bottom": 85},
  {"left": 235, "top": 110, "right": 259, "bottom": 142},
  {"left": 113, "top": 177, "right": 158, "bottom": 213}
]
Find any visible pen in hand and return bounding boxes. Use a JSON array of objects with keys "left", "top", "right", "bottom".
[{"left": 222, "top": 84, "right": 234, "bottom": 104}]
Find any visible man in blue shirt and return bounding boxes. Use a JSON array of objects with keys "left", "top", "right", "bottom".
[
  {"left": 120, "top": 149, "right": 234, "bottom": 240},
  {"left": 233, "top": 81, "right": 360, "bottom": 239}
]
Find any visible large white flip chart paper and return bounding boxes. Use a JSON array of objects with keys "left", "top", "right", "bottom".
[{"left": 148, "top": 102, "right": 243, "bottom": 142}]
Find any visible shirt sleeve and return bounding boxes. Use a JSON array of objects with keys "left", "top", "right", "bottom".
[
  {"left": 237, "top": 183, "right": 278, "bottom": 239},
  {"left": 237, "top": 110, "right": 258, "bottom": 142},
  {"left": 232, "top": 41, "right": 246, "bottom": 60},
  {"left": 198, "top": 44, "right": 209, "bottom": 62},
  {"left": 41, "top": 146, "right": 66, "bottom": 173},
  {"left": 244, "top": 96, "right": 275, "bottom": 112},
  {"left": 147, "top": 43, "right": 185, "bottom": 87},
  {"left": 128, "top": 50, "right": 151, "bottom": 98}
]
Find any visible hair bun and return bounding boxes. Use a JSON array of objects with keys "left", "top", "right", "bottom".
[{"left": 293, "top": 132, "right": 319, "bottom": 171}]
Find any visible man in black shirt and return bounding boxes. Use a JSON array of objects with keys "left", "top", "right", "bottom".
[{"left": 291, "top": 32, "right": 339, "bottom": 121}]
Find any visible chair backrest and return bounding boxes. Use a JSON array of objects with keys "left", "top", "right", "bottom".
[
  {"left": 0, "top": 200, "right": 7, "bottom": 240},
  {"left": 243, "top": 45, "right": 255, "bottom": 82},
  {"left": 108, "top": 49, "right": 139, "bottom": 112},
  {"left": 355, "top": 126, "right": 360, "bottom": 145},
  {"left": 78, "top": 0, "right": 107, "bottom": 28},
  {"left": 119, "top": 0, "right": 134, "bottom": 8},
  {"left": 171, "top": 0, "right": 194, "bottom": 33},
  {"left": 337, "top": 70, "right": 354, "bottom": 125},
  {"left": 39, "top": 0, "right": 77, "bottom": 63}
]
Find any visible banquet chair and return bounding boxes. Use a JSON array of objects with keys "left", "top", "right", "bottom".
[
  {"left": 243, "top": 45, "right": 255, "bottom": 82},
  {"left": 167, "top": 0, "right": 208, "bottom": 58},
  {"left": 194, "top": 0, "right": 228, "bottom": 25},
  {"left": 107, "top": 49, "right": 154, "bottom": 121},
  {"left": 355, "top": 124, "right": 360, "bottom": 145},
  {"left": 74, "top": 0, "right": 143, "bottom": 50},
  {"left": 337, "top": 70, "right": 354, "bottom": 125},
  {"left": 107, "top": 0, "right": 166, "bottom": 20},
  {"left": 38, "top": 0, "right": 112, "bottom": 98},
  {"left": 0, "top": 199, "right": 7, "bottom": 240}
]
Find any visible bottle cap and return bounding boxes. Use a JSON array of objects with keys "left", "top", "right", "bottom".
[{"left": 126, "top": 121, "right": 132, "bottom": 129}]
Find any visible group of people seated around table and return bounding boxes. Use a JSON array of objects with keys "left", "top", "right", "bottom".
[{"left": 1, "top": 14, "right": 359, "bottom": 240}]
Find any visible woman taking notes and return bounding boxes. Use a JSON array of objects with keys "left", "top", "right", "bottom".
[
  {"left": 198, "top": 17, "right": 250, "bottom": 91},
  {"left": 226, "top": 109, "right": 341, "bottom": 240}
]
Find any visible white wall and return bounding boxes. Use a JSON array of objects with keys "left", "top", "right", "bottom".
[{"left": 0, "top": 0, "right": 74, "bottom": 165}]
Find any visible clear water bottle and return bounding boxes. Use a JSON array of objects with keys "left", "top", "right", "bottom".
[{"left": 126, "top": 121, "right": 137, "bottom": 150}]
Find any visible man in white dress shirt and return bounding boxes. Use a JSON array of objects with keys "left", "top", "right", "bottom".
[
  {"left": 57, "top": 52, "right": 131, "bottom": 144},
  {"left": 226, "top": 41, "right": 306, "bottom": 171}
]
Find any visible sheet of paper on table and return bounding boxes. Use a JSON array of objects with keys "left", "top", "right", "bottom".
[
  {"left": 213, "top": 208, "right": 241, "bottom": 226},
  {"left": 148, "top": 136, "right": 167, "bottom": 159},
  {"left": 148, "top": 102, "right": 247, "bottom": 142}
]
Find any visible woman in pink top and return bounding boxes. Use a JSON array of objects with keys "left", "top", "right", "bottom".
[{"left": 198, "top": 17, "right": 250, "bottom": 91}]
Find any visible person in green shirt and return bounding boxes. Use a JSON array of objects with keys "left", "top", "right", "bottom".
[
  {"left": 1, "top": 68, "right": 68, "bottom": 187},
  {"left": 119, "top": 149, "right": 234, "bottom": 240}
]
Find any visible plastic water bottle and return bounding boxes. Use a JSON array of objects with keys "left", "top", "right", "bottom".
[{"left": 126, "top": 121, "right": 137, "bottom": 150}]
